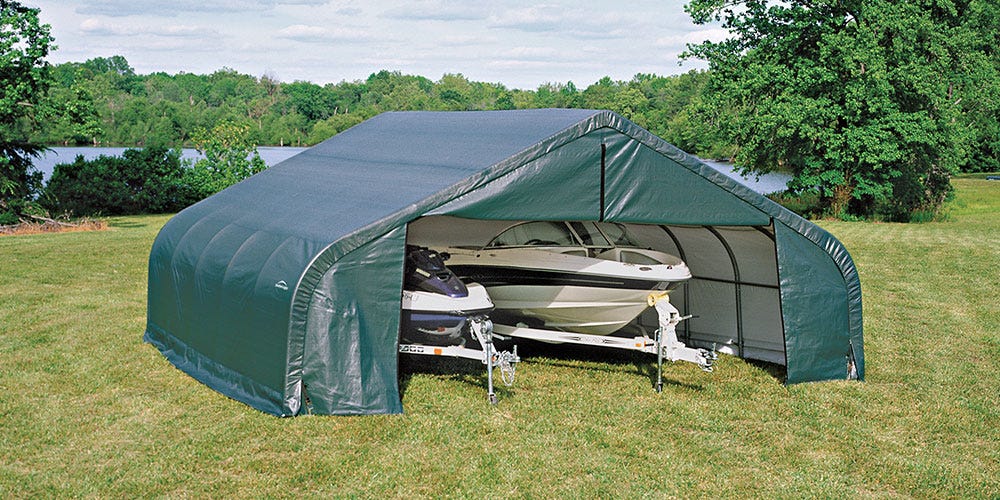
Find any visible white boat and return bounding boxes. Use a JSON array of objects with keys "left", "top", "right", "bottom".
[
  {"left": 436, "top": 221, "right": 691, "bottom": 335},
  {"left": 399, "top": 246, "right": 494, "bottom": 346}
]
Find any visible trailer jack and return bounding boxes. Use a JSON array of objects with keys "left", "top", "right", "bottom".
[
  {"left": 399, "top": 317, "right": 520, "bottom": 405},
  {"left": 648, "top": 292, "right": 717, "bottom": 392}
]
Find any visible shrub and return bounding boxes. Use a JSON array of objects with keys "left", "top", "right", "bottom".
[
  {"left": 43, "top": 146, "right": 195, "bottom": 216},
  {"left": 767, "top": 190, "right": 824, "bottom": 219}
]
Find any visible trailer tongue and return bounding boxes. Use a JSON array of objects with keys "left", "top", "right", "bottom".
[{"left": 399, "top": 316, "right": 520, "bottom": 405}]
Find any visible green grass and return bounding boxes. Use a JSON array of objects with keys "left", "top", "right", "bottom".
[{"left": 2, "top": 179, "right": 998, "bottom": 497}]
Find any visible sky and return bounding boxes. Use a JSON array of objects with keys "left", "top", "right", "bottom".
[{"left": 33, "top": 0, "right": 728, "bottom": 90}]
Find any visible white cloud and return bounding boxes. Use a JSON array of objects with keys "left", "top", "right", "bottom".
[
  {"left": 486, "top": 5, "right": 639, "bottom": 41},
  {"left": 498, "top": 46, "right": 560, "bottom": 61},
  {"left": 655, "top": 27, "right": 730, "bottom": 47},
  {"left": 79, "top": 18, "right": 214, "bottom": 38},
  {"left": 380, "top": 1, "right": 491, "bottom": 21},
  {"left": 275, "top": 24, "right": 381, "bottom": 43},
  {"left": 78, "top": 18, "right": 125, "bottom": 36},
  {"left": 436, "top": 34, "right": 490, "bottom": 46},
  {"left": 74, "top": 0, "right": 327, "bottom": 17},
  {"left": 487, "top": 5, "right": 564, "bottom": 33}
]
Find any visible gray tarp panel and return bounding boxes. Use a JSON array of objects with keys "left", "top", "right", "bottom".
[
  {"left": 635, "top": 225, "right": 786, "bottom": 365},
  {"left": 146, "top": 109, "right": 863, "bottom": 416}
]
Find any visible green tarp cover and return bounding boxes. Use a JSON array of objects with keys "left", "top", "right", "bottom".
[{"left": 145, "top": 109, "right": 863, "bottom": 416}]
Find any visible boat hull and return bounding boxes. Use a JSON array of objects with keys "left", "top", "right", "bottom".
[
  {"left": 445, "top": 248, "right": 689, "bottom": 336},
  {"left": 487, "top": 284, "right": 659, "bottom": 335}
]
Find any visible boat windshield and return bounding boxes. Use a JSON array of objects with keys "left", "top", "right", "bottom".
[
  {"left": 594, "top": 222, "right": 644, "bottom": 247},
  {"left": 486, "top": 221, "right": 579, "bottom": 248},
  {"left": 485, "top": 221, "right": 647, "bottom": 249},
  {"left": 567, "top": 222, "right": 611, "bottom": 247}
]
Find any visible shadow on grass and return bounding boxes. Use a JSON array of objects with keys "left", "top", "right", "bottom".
[
  {"left": 516, "top": 339, "right": 709, "bottom": 391},
  {"left": 107, "top": 219, "right": 148, "bottom": 228},
  {"left": 744, "top": 358, "right": 788, "bottom": 382},
  {"left": 398, "top": 352, "right": 496, "bottom": 401}
]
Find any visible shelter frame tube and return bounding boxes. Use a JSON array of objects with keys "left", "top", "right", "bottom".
[
  {"left": 704, "top": 225, "right": 744, "bottom": 359},
  {"left": 769, "top": 219, "right": 791, "bottom": 370},
  {"left": 658, "top": 225, "right": 691, "bottom": 342}
]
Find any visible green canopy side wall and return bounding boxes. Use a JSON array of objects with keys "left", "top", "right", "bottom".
[
  {"left": 775, "top": 222, "right": 858, "bottom": 382},
  {"left": 296, "top": 226, "right": 408, "bottom": 415},
  {"left": 145, "top": 197, "right": 322, "bottom": 416}
]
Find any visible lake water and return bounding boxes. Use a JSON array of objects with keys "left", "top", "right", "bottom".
[
  {"left": 700, "top": 159, "right": 791, "bottom": 195},
  {"left": 33, "top": 147, "right": 790, "bottom": 194},
  {"left": 33, "top": 146, "right": 308, "bottom": 182}
]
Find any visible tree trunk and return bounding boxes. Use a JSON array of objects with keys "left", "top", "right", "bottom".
[{"left": 829, "top": 183, "right": 854, "bottom": 217}]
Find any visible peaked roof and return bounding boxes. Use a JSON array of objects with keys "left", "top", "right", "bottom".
[{"left": 183, "top": 109, "right": 604, "bottom": 245}]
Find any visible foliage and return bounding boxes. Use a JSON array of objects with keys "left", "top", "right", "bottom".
[
  {"left": 1, "top": 180, "right": 998, "bottom": 496},
  {"left": 307, "top": 112, "right": 364, "bottom": 145},
  {"left": 184, "top": 120, "right": 267, "bottom": 198},
  {"left": 36, "top": 68, "right": 103, "bottom": 145},
  {"left": 42, "top": 147, "right": 193, "bottom": 216},
  {"left": 643, "top": 71, "right": 736, "bottom": 160},
  {"left": 31, "top": 56, "right": 739, "bottom": 159},
  {"left": 685, "top": 0, "right": 999, "bottom": 221},
  {"left": 42, "top": 122, "right": 271, "bottom": 216},
  {"left": 0, "top": 0, "right": 53, "bottom": 221},
  {"left": 766, "top": 191, "right": 824, "bottom": 220},
  {"left": 955, "top": 1, "right": 1000, "bottom": 173}
]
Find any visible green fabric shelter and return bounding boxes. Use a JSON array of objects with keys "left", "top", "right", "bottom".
[{"left": 145, "top": 109, "right": 863, "bottom": 416}]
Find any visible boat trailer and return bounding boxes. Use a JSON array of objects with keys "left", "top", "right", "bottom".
[
  {"left": 493, "top": 292, "right": 716, "bottom": 393},
  {"left": 399, "top": 293, "right": 716, "bottom": 403},
  {"left": 398, "top": 317, "right": 520, "bottom": 405}
]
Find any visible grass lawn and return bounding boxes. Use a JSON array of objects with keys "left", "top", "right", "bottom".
[{"left": 1, "top": 179, "right": 997, "bottom": 497}]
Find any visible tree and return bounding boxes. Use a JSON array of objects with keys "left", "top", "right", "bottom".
[
  {"left": 582, "top": 77, "right": 620, "bottom": 111},
  {"left": 185, "top": 120, "right": 267, "bottom": 198},
  {"left": 685, "top": 0, "right": 995, "bottom": 220},
  {"left": 307, "top": 112, "right": 363, "bottom": 144},
  {"left": 954, "top": 1, "right": 1000, "bottom": 173},
  {"left": 0, "top": 0, "right": 54, "bottom": 223},
  {"left": 61, "top": 70, "right": 103, "bottom": 144},
  {"left": 435, "top": 73, "right": 472, "bottom": 110},
  {"left": 281, "top": 81, "right": 332, "bottom": 121},
  {"left": 611, "top": 87, "right": 649, "bottom": 124}
]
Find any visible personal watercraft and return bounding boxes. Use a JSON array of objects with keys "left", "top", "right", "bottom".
[{"left": 399, "top": 245, "right": 494, "bottom": 346}]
